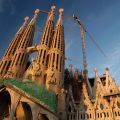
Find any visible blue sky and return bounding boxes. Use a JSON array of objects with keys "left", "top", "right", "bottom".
[{"left": 0, "top": 0, "right": 120, "bottom": 85}]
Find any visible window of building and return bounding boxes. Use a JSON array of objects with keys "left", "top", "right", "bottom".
[
  {"left": 81, "top": 114, "right": 82, "bottom": 119},
  {"left": 42, "top": 50, "right": 46, "bottom": 64},
  {"left": 100, "top": 104, "right": 104, "bottom": 110},
  {"left": 46, "top": 55, "right": 49, "bottom": 67},
  {"left": 90, "top": 113, "right": 91, "bottom": 118},
  {"left": 52, "top": 53, "right": 55, "bottom": 68},
  {"left": 97, "top": 113, "right": 99, "bottom": 118},
  {"left": 118, "top": 111, "right": 120, "bottom": 116},
  {"left": 5, "top": 61, "right": 11, "bottom": 74},
  {"left": 115, "top": 111, "right": 117, "bottom": 116},
  {"left": 56, "top": 54, "right": 59, "bottom": 70},
  {"left": 60, "top": 57, "right": 62, "bottom": 72}
]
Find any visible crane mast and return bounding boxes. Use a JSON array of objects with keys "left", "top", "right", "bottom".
[{"left": 73, "top": 15, "right": 93, "bottom": 97}]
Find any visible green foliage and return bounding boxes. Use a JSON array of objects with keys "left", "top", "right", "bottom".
[{"left": 0, "top": 79, "right": 57, "bottom": 111}]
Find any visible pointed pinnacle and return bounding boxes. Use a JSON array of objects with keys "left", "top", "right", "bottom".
[
  {"left": 34, "top": 9, "right": 40, "bottom": 15},
  {"left": 51, "top": 5, "right": 56, "bottom": 12},
  {"left": 23, "top": 16, "right": 29, "bottom": 26},
  {"left": 59, "top": 8, "right": 64, "bottom": 16}
]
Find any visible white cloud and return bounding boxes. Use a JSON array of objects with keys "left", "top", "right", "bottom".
[{"left": 0, "top": 0, "right": 16, "bottom": 14}]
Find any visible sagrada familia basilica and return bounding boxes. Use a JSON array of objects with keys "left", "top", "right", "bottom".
[{"left": 0, "top": 5, "right": 120, "bottom": 120}]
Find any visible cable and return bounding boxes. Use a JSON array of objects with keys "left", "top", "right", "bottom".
[
  {"left": 63, "top": 15, "right": 107, "bottom": 58},
  {"left": 85, "top": 30, "right": 107, "bottom": 57}
]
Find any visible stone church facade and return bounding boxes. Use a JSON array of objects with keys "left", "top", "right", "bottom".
[{"left": 0, "top": 5, "right": 120, "bottom": 120}]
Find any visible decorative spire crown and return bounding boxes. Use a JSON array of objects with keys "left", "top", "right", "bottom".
[
  {"left": 17, "top": 16, "right": 29, "bottom": 34},
  {"left": 34, "top": 9, "right": 40, "bottom": 14},
  {"left": 51, "top": 5, "right": 56, "bottom": 12},
  {"left": 56, "top": 8, "right": 64, "bottom": 25},
  {"left": 29, "top": 9, "right": 40, "bottom": 25},
  {"left": 59, "top": 8, "right": 64, "bottom": 16},
  {"left": 23, "top": 16, "right": 29, "bottom": 26}
]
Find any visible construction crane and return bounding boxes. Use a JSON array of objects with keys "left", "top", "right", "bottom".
[{"left": 72, "top": 15, "right": 93, "bottom": 98}]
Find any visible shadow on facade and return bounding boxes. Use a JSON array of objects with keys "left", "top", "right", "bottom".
[
  {"left": 0, "top": 89, "right": 11, "bottom": 119},
  {"left": 15, "top": 102, "right": 33, "bottom": 120}
]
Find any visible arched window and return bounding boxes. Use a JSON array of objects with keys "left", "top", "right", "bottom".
[{"left": 0, "top": 90, "right": 11, "bottom": 119}]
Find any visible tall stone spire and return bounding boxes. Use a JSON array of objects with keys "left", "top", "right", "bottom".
[
  {"left": 25, "top": 6, "right": 56, "bottom": 85},
  {"left": 46, "top": 8, "right": 65, "bottom": 94},
  {"left": 6, "top": 9, "right": 39, "bottom": 79},
  {"left": 0, "top": 17, "right": 29, "bottom": 78},
  {"left": 37, "top": 5, "right": 55, "bottom": 65}
]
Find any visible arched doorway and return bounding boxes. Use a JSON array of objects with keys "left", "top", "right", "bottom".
[
  {"left": 38, "top": 113, "right": 49, "bottom": 120},
  {"left": 0, "top": 90, "right": 11, "bottom": 119},
  {"left": 15, "top": 102, "right": 33, "bottom": 120}
]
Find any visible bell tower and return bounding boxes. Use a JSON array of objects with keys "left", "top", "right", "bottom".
[
  {"left": 0, "top": 17, "right": 29, "bottom": 78},
  {"left": 46, "top": 8, "right": 65, "bottom": 94},
  {"left": 24, "top": 6, "right": 55, "bottom": 85},
  {"left": 6, "top": 9, "right": 39, "bottom": 79}
]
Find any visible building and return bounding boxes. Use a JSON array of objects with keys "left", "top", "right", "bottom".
[{"left": 0, "top": 5, "right": 120, "bottom": 120}]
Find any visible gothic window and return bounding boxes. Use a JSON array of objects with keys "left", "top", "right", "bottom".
[
  {"left": 110, "top": 89, "right": 113, "bottom": 93},
  {"left": 60, "top": 57, "right": 62, "bottom": 72},
  {"left": 68, "top": 106, "right": 71, "bottom": 112},
  {"left": 49, "top": 54, "right": 52, "bottom": 67},
  {"left": 100, "top": 113, "right": 102, "bottom": 118},
  {"left": 83, "top": 114, "right": 85, "bottom": 119},
  {"left": 118, "top": 111, "right": 120, "bottom": 116},
  {"left": 5, "top": 61, "right": 11, "bottom": 74},
  {"left": 42, "top": 50, "right": 46, "bottom": 64},
  {"left": 81, "top": 114, "right": 82, "bottom": 119},
  {"left": 40, "top": 49, "right": 43, "bottom": 59},
  {"left": 87, "top": 114, "right": 89, "bottom": 119},
  {"left": 52, "top": 53, "right": 55, "bottom": 68},
  {"left": 44, "top": 74, "right": 47, "bottom": 85},
  {"left": 46, "top": 55, "right": 49, "bottom": 67},
  {"left": 56, "top": 54, "right": 59, "bottom": 70},
  {"left": 104, "top": 112, "right": 106, "bottom": 118},
  {"left": 107, "top": 112, "right": 109, "bottom": 117},
  {"left": 90, "top": 114, "right": 91, "bottom": 118},
  {"left": 12, "top": 45, "right": 17, "bottom": 55},
  {"left": 58, "top": 32, "right": 60, "bottom": 49},
  {"left": 115, "top": 111, "right": 117, "bottom": 116},
  {"left": 97, "top": 113, "right": 99, "bottom": 118},
  {"left": 100, "top": 103, "right": 104, "bottom": 110}
]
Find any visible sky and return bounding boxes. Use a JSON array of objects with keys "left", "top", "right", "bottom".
[{"left": 0, "top": 0, "right": 120, "bottom": 85}]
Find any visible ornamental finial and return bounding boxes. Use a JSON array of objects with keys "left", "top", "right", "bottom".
[
  {"left": 23, "top": 16, "right": 29, "bottom": 26},
  {"left": 34, "top": 9, "right": 40, "bottom": 15},
  {"left": 59, "top": 8, "right": 64, "bottom": 15},
  {"left": 24, "top": 16, "right": 29, "bottom": 21},
  {"left": 51, "top": 5, "right": 56, "bottom": 12},
  {"left": 105, "top": 67, "right": 109, "bottom": 71},
  {"left": 94, "top": 68, "right": 98, "bottom": 73}
]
